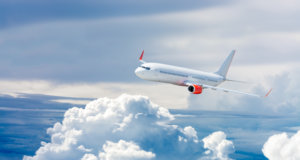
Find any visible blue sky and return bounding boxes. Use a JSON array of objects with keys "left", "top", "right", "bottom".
[{"left": 1, "top": 0, "right": 300, "bottom": 159}]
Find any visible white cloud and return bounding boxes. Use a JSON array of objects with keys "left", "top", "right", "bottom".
[
  {"left": 262, "top": 130, "right": 300, "bottom": 160},
  {"left": 202, "top": 131, "right": 235, "bottom": 160},
  {"left": 78, "top": 145, "right": 93, "bottom": 152},
  {"left": 99, "top": 140, "right": 155, "bottom": 160},
  {"left": 180, "top": 126, "right": 199, "bottom": 143},
  {"left": 23, "top": 94, "right": 204, "bottom": 160},
  {"left": 81, "top": 154, "right": 98, "bottom": 160}
]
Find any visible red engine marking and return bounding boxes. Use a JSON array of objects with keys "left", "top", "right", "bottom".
[{"left": 193, "top": 84, "right": 203, "bottom": 94}]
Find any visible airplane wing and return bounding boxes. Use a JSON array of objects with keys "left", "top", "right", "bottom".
[
  {"left": 202, "top": 84, "right": 272, "bottom": 98},
  {"left": 184, "top": 81, "right": 272, "bottom": 98}
]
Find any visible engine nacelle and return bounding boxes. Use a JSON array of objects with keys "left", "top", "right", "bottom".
[{"left": 188, "top": 84, "right": 203, "bottom": 94}]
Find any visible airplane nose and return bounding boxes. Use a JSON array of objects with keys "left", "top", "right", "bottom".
[{"left": 135, "top": 67, "right": 143, "bottom": 77}]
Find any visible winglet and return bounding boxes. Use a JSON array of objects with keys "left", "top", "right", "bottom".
[
  {"left": 264, "top": 88, "right": 272, "bottom": 98},
  {"left": 139, "top": 50, "right": 144, "bottom": 61}
]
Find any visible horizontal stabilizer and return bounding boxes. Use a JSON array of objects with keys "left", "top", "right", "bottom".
[
  {"left": 226, "top": 79, "right": 249, "bottom": 84},
  {"left": 264, "top": 88, "right": 272, "bottom": 98}
]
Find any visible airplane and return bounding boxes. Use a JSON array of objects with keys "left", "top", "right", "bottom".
[{"left": 134, "top": 50, "right": 272, "bottom": 97}]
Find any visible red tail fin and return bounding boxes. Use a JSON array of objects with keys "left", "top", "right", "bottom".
[{"left": 139, "top": 50, "right": 144, "bottom": 61}]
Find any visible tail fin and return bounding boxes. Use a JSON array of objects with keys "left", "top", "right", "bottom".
[
  {"left": 216, "top": 50, "right": 236, "bottom": 78},
  {"left": 138, "top": 50, "right": 146, "bottom": 63}
]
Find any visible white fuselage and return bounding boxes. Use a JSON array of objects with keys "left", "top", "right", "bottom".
[{"left": 135, "top": 62, "right": 225, "bottom": 87}]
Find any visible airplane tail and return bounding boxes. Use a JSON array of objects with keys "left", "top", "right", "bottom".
[
  {"left": 138, "top": 49, "right": 146, "bottom": 63},
  {"left": 215, "top": 50, "right": 235, "bottom": 78}
]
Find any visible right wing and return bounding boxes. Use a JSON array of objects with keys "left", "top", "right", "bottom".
[
  {"left": 184, "top": 81, "right": 272, "bottom": 98},
  {"left": 202, "top": 84, "right": 272, "bottom": 98}
]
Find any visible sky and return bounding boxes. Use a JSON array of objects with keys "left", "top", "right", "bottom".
[
  {"left": 1, "top": 0, "right": 300, "bottom": 159},
  {"left": 1, "top": 0, "right": 300, "bottom": 109}
]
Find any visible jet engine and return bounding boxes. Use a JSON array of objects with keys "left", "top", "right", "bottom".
[{"left": 188, "top": 84, "right": 203, "bottom": 94}]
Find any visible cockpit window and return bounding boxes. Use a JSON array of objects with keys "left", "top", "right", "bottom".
[{"left": 141, "top": 66, "right": 151, "bottom": 70}]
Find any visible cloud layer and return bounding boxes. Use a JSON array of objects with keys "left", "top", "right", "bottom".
[
  {"left": 23, "top": 94, "right": 234, "bottom": 160},
  {"left": 0, "top": 80, "right": 188, "bottom": 109}
]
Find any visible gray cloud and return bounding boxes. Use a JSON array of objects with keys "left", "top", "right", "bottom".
[
  {"left": 0, "top": 0, "right": 222, "bottom": 29},
  {"left": 1, "top": 0, "right": 300, "bottom": 83}
]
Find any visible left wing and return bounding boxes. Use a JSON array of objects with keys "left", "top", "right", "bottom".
[{"left": 184, "top": 81, "right": 271, "bottom": 98}]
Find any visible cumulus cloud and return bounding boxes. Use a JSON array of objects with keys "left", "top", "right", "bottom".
[
  {"left": 202, "top": 131, "right": 235, "bottom": 160},
  {"left": 179, "top": 126, "right": 199, "bottom": 143},
  {"left": 262, "top": 130, "right": 300, "bottom": 160},
  {"left": 99, "top": 140, "right": 155, "bottom": 160},
  {"left": 23, "top": 94, "right": 207, "bottom": 160},
  {"left": 81, "top": 154, "right": 98, "bottom": 160}
]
